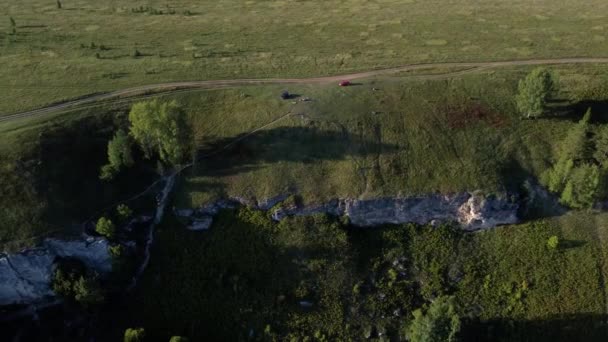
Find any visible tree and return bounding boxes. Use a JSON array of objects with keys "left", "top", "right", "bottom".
[
  {"left": 560, "top": 163, "right": 600, "bottom": 208},
  {"left": 100, "top": 130, "right": 134, "bottom": 180},
  {"left": 117, "top": 204, "right": 133, "bottom": 222},
  {"left": 169, "top": 337, "right": 190, "bottom": 342},
  {"left": 516, "top": 68, "right": 555, "bottom": 118},
  {"left": 128, "top": 100, "right": 190, "bottom": 165},
  {"left": 52, "top": 261, "right": 104, "bottom": 307},
  {"left": 56, "top": 0, "right": 62, "bottom": 9},
  {"left": 95, "top": 217, "right": 116, "bottom": 239},
  {"left": 544, "top": 109, "right": 592, "bottom": 194},
  {"left": 124, "top": 328, "right": 146, "bottom": 342},
  {"left": 9, "top": 17, "right": 15, "bottom": 28},
  {"left": 547, "top": 235, "right": 560, "bottom": 249},
  {"left": 407, "top": 296, "right": 461, "bottom": 342},
  {"left": 594, "top": 124, "right": 608, "bottom": 168},
  {"left": 73, "top": 274, "right": 104, "bottom": 306}
]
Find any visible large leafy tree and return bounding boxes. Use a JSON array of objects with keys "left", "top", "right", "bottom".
[
  {"left": 516, "top": 68, "right": 555, "bottom": 118},
  {"left": 128, "top": 100, "right": 190, "bottom": 166},
  {"left": 407, "top": 296, "right": 461, "bottom": 342}
]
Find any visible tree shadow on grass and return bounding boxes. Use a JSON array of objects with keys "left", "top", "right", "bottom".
[
  {"left": 499, "top": 157, "right": 566, "bottom": 221},
  {"left": 546, "top": 99, "right": 608, "bottom": 123},
  {"left": 194, "top": 125, "right": 399, "bottom": 177}
]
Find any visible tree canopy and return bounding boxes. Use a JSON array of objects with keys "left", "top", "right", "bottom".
[
  {"left": 128, "top": 100, "right": 190, "bottom": 166},
  {"left": 407, "top": 296, "right": 461, "bottom": 342},
  {"left": 124, "top": 328, "right": 146, "bottom": 342},
  {"left": 100, "top": 129, "right": 134, "bottom": 180},
  {"left": 543, "top": 109, "right": 603, "bottom": 208},
  {"left": 516, "top": 67, "right": 555, "bottom": 118},
  {"left": 95, "top": 217, "right": 116, "bottom": 239}
]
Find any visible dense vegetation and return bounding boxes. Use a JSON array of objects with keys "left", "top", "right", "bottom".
[{"left": 122, "top": 208, "right": 608, "bottom": 341}]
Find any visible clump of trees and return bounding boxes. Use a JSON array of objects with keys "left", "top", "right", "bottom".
[
  {"left": 516, "top": 67, "right": 556, "bottom": 118},
  {"left": 52, "top": 260, "right": 104, "bottom": 307},
  {"left": 407, "top": 296, "right": 461, "bottom": 342},
  {"left": 543, "top": 109, "right": 606, "bottom": 208},
  {"left": 100, "top": 100, "right": 191, "bottom": 181}
]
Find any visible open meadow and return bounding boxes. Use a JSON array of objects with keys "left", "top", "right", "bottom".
[{"left": 2, "top": 0, "right": 608, "bottom": 114}]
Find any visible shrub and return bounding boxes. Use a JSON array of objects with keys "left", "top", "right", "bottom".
[
  {"left": 95, "top": 217, "right": 116, "bottom": 239},
  {"left": 547, "top": 236, "right": 560, "bottom": 249},
  {"left": 407, "top": 296, "right": 461, "bottom": 342},
  {"left": 124, "top": 328, "right": 146, "bottom": 342},
  {"left": 117, "top": 204, "right": 133, "bottom": 222},
  {"left": 52, "top": 260, "right": 104, "bottom": 307},
  {"left": 169, "top": 337, "right": 190, "bottom": 342}
]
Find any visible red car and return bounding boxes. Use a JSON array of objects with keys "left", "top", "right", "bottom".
[{"left": 339, "top": 80, "right": 351, "bottom": 87}]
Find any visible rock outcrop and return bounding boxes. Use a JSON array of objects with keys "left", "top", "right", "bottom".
[
  {"left": 0, "top": 236, "right": 111, "bottom": 306},
  {"left": 273, "top": 192, "right": 518, "bottom": 230},
  {"left": 179, "top": 191, "right": 518, "bottom": 232}
]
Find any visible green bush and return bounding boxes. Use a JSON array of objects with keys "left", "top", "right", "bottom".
[
  {"left": 117, "top": 204, "right": 133, "bottom": 222},
  {"left": 547, "top": 236, "right": 560, "bottom": 249},
  {"left": 124, "top": 328, "right": 146, "bottom": 342},
  {"left": 95, "top": 217, "right": 116, "bottom": 239},
  {"left": 52, "top": 261, "right": 104, "bottom": 307},
  {"left": 407, "top": 296, "right": 461, "bottom": 342}
]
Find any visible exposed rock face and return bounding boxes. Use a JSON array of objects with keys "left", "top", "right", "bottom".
[
  {"left": 185, "top": 192, "right": 518, "bottom": 232},
  {"left": 0, "top": 237, "right": 111, "bottom": 306},
  {"left": 271, "top": 192, "right": 518, "bottom": 230}
]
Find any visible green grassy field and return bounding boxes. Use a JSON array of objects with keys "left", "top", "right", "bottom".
[
  {"left": 2, "top": 0, "right": 608, "bottom": 114},
  {"left": 176, "top": 64, "right": 608, "bottom": 208}
]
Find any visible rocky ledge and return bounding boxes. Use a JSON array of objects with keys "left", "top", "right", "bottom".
[
  {"left": 177, "top": 191, "right": 519, "bottom": 231},
  {"left": 0, "top": 236, "right": 111, "bottom": 306}
]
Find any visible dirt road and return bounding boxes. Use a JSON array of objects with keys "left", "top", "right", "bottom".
[{"left": 3, "top": 57, "right": 608, "bottom": 122}]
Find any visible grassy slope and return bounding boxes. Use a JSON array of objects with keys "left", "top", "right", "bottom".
[
  {"left": 176, "top": 64, "right": 608, "bottom": 208},
  {"left": 0, "top": 105, "right": 157, "bottom": 251},
  {"left": 2, "top": 63, "right": 607, "bottom": 249},
  {"left": 2, "top": 0, "right": 608, "bottom": 114}
]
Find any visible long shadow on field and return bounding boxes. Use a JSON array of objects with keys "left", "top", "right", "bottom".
[
  {"left": 462, "top": 314, "right": 608, "bottom": 342},
  {"left": 194, "top": 126, "right": 399, "bottom": 176},
  {"left": 548, "top": 99, "right": 608, "bottom": 123}
]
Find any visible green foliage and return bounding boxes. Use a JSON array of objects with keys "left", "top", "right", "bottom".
[
  {"left": 52, "top": 261, "right": 104, "bottom": 307},
  {"left": 95, "top": 216, "right": 116, "bottom": 239},
  {"left": 124, "top": 328, "right": 146, "bottom": 342},
  {"left": 407, "top": 296, "right": 461, "bottom": 342},
  {"left": 547, "top": 235, "right": 560, "bottom": 249},
  {"left": 543, "top": 109, "right": 600, "bottom": 208},
  {"left": 594, "top": 125, "right": 608, "bottom": 168},
  {"left": 516, "top": 68, "right": 555, "bottom": 118},
  {"left": 169, "top": 337, "right": 189, "bottom": 342},
  {"left": 117, "top": 204, "right": 133, "bottom": 221},
  {"left": 100, "top": 129, "right": 134, "bottom": 180},
  {"left": 128, "top": 100, "right": 190, "bottom": 165},
  {"left": 560, "top": 163, "right": 600, "bottom": 208}
]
